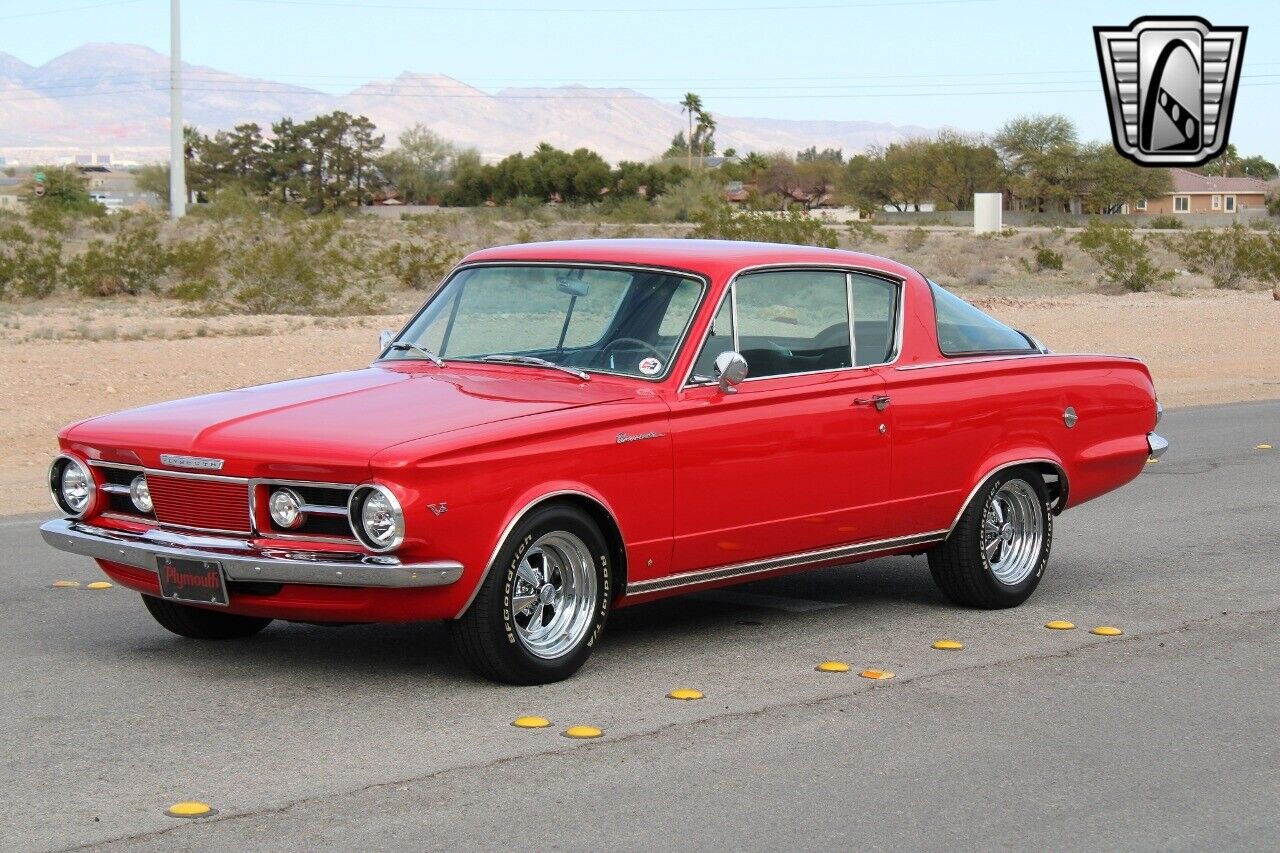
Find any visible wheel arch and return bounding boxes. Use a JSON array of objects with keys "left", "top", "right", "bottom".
[
  {"left": 948, "top": 457, "right": 1069, "bottom": 536},
  {"left": 453, "top": 487, "right": 628, "bottom": 619}
]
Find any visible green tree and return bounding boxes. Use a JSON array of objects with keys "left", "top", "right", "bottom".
[
  {"left": 377, "top": 124, "right": 472, "bottom": 204},
  {"left": 134, "top": 163, "right": 170, "bottom": 205},
  {"left": 923, "top": 131, "right": 1001, "bottom": 210},
  {"left": 1078, "top": 143, "right": 1172, "bottom": 214},
  {"left": 26, "top": 165, "right": 100, "bottom": 215},
  {"left": 994, "top": 114, "right": 1081, "bottom": 212}
]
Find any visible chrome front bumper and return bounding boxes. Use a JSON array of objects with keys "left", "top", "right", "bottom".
[
  {"left": 40, "top": 519, "right": 463, "bottom": 589},
  {"left": 1147, "top": 432, "right": 1169, "bottom": 459}
]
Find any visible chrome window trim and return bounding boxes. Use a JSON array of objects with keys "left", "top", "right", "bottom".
[
  {"left": 453, "top": 488, "right": 626, "bottom": 619},
  {"left": 626, "top": 529, "right": 948, "bottom": 596},
  {"left": 376, "top": 260, "right": 711, "bottom": 384},
  {"left": 896, "top": 352, "right": 1143, "bottom": 371},
  {"left": 681, "top": 263, "right": 906, "bottom": 389}
]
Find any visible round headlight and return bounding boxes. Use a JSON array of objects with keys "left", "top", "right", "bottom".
[
  {"left": 129, "top": 474, "right": 153, "bottom": 513},
  {"left": 350, "top": 485, "right": 404, "bottom": 552},
  {"left": 50, "top": 456, "right": 95, "bottom": 517},
  {"left": 269, "top": 488, "right": 305, "bottom": 529}
]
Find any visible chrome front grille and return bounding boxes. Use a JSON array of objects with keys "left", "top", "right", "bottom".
[{"left": 146, "top": 474, "right": 251, "bottom": 533}]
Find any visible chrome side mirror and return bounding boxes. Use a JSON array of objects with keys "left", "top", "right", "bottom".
[
  {"left": 714, "top": 351, "right": 748, "bottom": 394},
  {"left": 379, "top": 330, "right": 394, "bottom": 352}
]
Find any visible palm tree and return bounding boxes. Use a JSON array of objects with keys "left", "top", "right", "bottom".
[
  {"left": 695, "top": 111, "right": 716, "bottom": 169},
  {"left": 680, "top": 92, "right": 703, "bottom": 170}
]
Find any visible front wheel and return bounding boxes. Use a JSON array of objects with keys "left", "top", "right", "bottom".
[
  {"left": 141, "top": 594, "right": 273, "bottom": 639},
  {"left": 448, "top": 503, "right": 612, "bottom": 684},
  {"left": 927, "top": 467, "right": 1052, "bottom": 609}
]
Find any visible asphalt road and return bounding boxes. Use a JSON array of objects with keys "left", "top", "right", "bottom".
[{"left": 3, "top": 401, "right": 1278, "bottom": 852}]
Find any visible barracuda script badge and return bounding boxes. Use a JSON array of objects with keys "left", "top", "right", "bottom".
[
  {"left": 159, "top": 454, "right": 225, "bottom": 471},
  {"left": 1094, "top": 16, "right": 1247, "bottom": 167}
]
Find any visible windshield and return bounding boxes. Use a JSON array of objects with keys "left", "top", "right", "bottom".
[{"left": 385, "top": 264, "right": 704, "bottom": 380}]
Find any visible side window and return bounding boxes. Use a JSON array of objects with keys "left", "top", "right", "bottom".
[
  {"left": 690, "top": 294, "right": 734, "bottom": 381},
  {"left": 735, "top": 270, "right": 851, "bottom": 378},
  {"left": 850, "top": 274, "right": 898, "bottom": 366},
  {"left": 930, "top": 281, "right": 1034, "bottom": 355}
]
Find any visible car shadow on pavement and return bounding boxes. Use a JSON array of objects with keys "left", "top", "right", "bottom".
[{"left": 84, "top": 555, "right": 948, "bottom": 685}]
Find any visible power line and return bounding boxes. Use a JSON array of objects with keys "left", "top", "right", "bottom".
[
  {"left": 228, "top": 0, "right": 996, "bottom": 12},
  {"left": 5, "top": 79, "right": 1278, "bottom": 104},
  {"left": 0, "top": 0, "right": 146, "bottom": 20}
]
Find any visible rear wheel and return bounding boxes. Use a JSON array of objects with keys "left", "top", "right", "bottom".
[
  {"left": 927, "top": 467, "right": 1052, "bottom": 608},
  {"left": 449, "top": 503, "right": 611, "bottom": 684},
  {"left": 141, "top": 594, "right": 273, "bottom": 639}
]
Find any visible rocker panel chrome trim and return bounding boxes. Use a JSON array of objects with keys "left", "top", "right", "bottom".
[{"left": 625, "top": 530, "right": 948, "bottom": 596}]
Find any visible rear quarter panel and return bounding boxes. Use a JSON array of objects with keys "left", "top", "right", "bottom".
[{"left": 878, "top": 355, "right": 1157, "bottom": 535}]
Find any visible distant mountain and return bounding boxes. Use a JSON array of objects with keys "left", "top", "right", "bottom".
[{"left": 0, "top": 43, "right": 934, "bottom": 163}]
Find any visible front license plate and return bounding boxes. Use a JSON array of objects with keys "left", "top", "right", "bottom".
[{"left": 156, "top": 556, "right": 229, "bottom": 606}]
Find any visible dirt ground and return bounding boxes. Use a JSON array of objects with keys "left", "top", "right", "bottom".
[{"left": 3, "top": 289, "right": 1277, "bottom": 515}]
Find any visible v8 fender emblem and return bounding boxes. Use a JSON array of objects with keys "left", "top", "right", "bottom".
[{"left": 427, "top": 503, "right": 448, "bottom": 517}]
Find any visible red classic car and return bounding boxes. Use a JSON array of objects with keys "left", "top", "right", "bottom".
[{"left": 43, "top": 239, "right": 1166, "bottom": 683}]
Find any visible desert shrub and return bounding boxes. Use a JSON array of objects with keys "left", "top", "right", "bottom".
[
  {"left": 1267, "top": 193, "right": 1280, "bottom": 217},
  {"left": 1031, "top": 245, "right": 1064, "bottom": 271},
  {"left": 167, "top": 233, "right": 223, "bottom": 301},
  {"left": 0, "top": 223, "right": 63, "bottom": 298},
  {"left": 380, "top": 235, "right": 461, "bottom": 289},
  {"left": 654, "top": 173, "right": 720, "bottom": 223},
  {"left": 690, "top": 203, "right": 839, "bottom": 248},
  {"left": 1146, "top": 214, "right": 1183, "bottom": 230},
  {"left": 1165, "top": 223, "right": 1279, "bottom": 289},
  {"left": 1072, "top": 218, "right": 1171, "bottom": 292},
  {"left": 902, "top": 226, "right": 928, "bottom": 251},
  {"left": 215, "top": 218, "right": 383, "bottom": 314},
  {"left": 63, "top": 213, "right": 169, "bottom": 297},
  {"left": 596, "top": 195, "right": 658, "bottom": 225},
  {"left": 846, "top": 219, "right": 887, "bottom": 245}
]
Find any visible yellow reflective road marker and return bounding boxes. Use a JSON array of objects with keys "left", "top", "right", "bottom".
[
  {"left": 668, "top": 688, "right": 704, "bottom": 701},
  {"left": 562, "top": 725, "right": 603, "bottom": 739},
  {"left": 511, "top": 716, "right": 551, "bottom": 729},
  {"left": 1258, "top": 444, "right": 1273, "bottom": 450},
  {"left": 859, "top": 669, "right": 895, "bottom": 680},
  {"left": 815, "top": 661, "right": 850, "bottom": 673},
  {"left": 1091, "top": 626, "right": 1124, "bottom": 636},
  {"left": 51, "top": 580, "right": 80, "bottom": 588},
  {"left": 165, "top": 801, "right": 215, "bottom": 818},
  {"left": 1045, "top": 620, "right": 1076, "bottom": 630},
  {"left": 85, "top": 581, "right": 113, "bottom": 590},
  {"left": 932, "top": 639, "right": 964, "bottom": 650},
  {"left": 1146, "top": 457, "right": 1159, "bottom": 464}
]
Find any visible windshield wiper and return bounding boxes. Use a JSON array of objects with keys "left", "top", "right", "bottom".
[
  {"left": 387, "top": 341, "right": 444, "bottom": 367},
  {"left": 479, "top": 354, "right": 591, "bottom": 382}
]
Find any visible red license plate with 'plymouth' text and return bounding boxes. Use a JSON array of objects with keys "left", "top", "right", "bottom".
[{"left": 156, "top": 556, "right": 229, "bottom": 606}]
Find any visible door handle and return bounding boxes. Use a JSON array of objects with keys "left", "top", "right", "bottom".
[{"left": 854, "top": 394, "right": 891, "bottom": 412}]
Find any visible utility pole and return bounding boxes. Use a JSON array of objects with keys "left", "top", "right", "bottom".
[{"left": 168, "top": 0, "right": 186, "bottom": 219}]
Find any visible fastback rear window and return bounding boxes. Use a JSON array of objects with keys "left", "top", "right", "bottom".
[{"left": 929, "top": 281, "right": 1035, "bottom": 356}]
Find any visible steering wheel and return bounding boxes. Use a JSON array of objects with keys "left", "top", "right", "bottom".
[{"left": 598, "top": 337, "right": 666, "bottom": 370}]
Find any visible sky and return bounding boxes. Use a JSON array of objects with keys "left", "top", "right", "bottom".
[{"left": 2, "top": 0, "right": 1278, "bottom": 158}]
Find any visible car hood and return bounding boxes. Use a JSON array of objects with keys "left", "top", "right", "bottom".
[{"left": 64, "top": 365, "right": 634, "bottom": 478}]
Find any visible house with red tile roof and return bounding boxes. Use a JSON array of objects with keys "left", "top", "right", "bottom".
[{"left": 1133, "top": 168, "right": 1269, "bottom": 215}]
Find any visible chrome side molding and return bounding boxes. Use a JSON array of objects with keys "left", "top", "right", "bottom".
[{"left": 626, "top": 530, "right": 948, "bottom": 596}]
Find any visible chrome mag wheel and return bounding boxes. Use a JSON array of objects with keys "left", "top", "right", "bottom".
[
  {"left": 510, "top": 531, "right": 598, "bottom": 659},
  {"left": 981, "top": 479, "right": 1044, "bottom": 586}
]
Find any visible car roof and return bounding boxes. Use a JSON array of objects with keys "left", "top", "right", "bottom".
[{"left": 461, "top": 239, "right": 911, "bottom": 280}]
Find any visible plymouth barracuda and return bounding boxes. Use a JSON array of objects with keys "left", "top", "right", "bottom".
[{"left": 42, "top": 239, "right": 1167, "bottom": 683}]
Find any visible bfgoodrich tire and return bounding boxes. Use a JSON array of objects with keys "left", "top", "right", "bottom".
[
  {"left": 927, "top": 467, "right": 1053, "bottom": 609},
  {"left": 141, "top": 594, "right": 273, "bottom": 639},
  {"left": 448, "top": 503, "right": 612, "bottom": 685}
]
